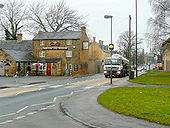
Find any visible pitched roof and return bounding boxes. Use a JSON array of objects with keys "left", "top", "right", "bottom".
[
  {"left": 89, "top": 42, "right": 109, "bottom": 52},
  {"left": 4, "top": 50, "right": 33, "bottom": 62},
  {"left": 97, "top": 43, "right": 109, "bottom": 52},
  {"left": 0, "top": 40, "right": 32, "bottom": 51},
  {"left": 0, "top": 40, "right": 33, "bottom": 62},
  {"left": 33, "top": 31, "right": 82, "bottom": 40}
]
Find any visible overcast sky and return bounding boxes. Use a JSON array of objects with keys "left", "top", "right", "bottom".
[{"left": 1, "top": 0, "right": 153, "bottom": 50}]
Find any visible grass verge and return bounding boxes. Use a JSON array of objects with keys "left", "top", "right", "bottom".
[
  {"left": 129, "top": 72, "right": 170, "bottom": 85},
  {"left": 98, "top": 87, "right": 170, "bottom": 125}
]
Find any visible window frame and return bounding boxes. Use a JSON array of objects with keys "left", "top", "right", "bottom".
[
  {"left": 39, "top": 51, "right": 45, "bottom": 57},
  {"left": 83, "top": 42, "right": 89, "bottom": 50},
  {"left": 66, "top": 51, "right": 72, "bottom": 57},
  {"left": 66, "top": 40, "right": 72, "bottom": 45},
  {"left": 40, "top": 40, "right": 45, "bottom": 46}
]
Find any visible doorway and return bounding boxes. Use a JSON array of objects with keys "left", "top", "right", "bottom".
[{"left": 46, "top": 63, "right": 51, "bottom": 76}]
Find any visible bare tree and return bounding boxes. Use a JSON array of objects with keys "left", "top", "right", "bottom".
[
  {"left": 147, "top": 0, "right": 170, "bottom": 52},
  {"left": 146, "top": 0, "right": 170, "bottom": 57},
  {"left": 116, "top": 31, "right": 143, "bottom": 64},
  {"left": 0, "top": 0, "right": 27, "bottom": 40},
  {"left": 27, "top": 0, "right": 86, "bottom": 34},
  {"left": 117, "top": 31, "right": 136, "bottom": 59}
]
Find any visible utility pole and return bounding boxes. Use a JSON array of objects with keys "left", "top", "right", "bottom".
[
  {"left": 135, "top": 0, "right": 138, "bottom": 77},
  {"left": 129, "top": 15, "right": 132, "bottom": 80}
]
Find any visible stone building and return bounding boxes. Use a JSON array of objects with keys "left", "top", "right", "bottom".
[
  {"left": 162, "top": 38, "right": 170, "bottom": 71},
  {"left": 88, "top": 37, "right": 110, "bottom": 74},
  {"left": 0, "top": 40, "right": 33, "bottom": 76},
  {"left": 32, "top": 26, "right": 89, "bottom": 76},
  {"left": 0, "top": 26, "right": 111, "bottom": 76}
]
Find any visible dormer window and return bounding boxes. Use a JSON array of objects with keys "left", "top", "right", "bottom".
[{"left": 40, "top": 40, "right": 45, "bottom": 46}]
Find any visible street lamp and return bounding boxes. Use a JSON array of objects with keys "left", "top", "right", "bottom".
[
  {"left": 135, "top": 0, "right": 138, "bottom": 77},
  {"left": 104, "top": 15, "right": 113, "bottom": 84}
]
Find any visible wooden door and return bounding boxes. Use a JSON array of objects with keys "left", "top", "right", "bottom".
[{"left": 46, "top": 63, "right": 51, "bottom": 76}]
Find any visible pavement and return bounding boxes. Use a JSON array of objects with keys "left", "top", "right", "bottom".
[
  {"left": 59, "top": 78, "right": 170, "bottom": 128},
  {"left": 0, "top": 76, "right": 74, "bottom": 88}
]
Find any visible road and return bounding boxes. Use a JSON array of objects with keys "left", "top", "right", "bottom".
[{"left": 0, "top": 74, "right": 116, "bottom": 128}]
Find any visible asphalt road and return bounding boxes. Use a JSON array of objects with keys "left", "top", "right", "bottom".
[{"left": 0, "top": 74, "right": 111, "bottom": 128}]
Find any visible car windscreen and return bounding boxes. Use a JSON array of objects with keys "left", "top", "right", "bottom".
[{"left": 104, "top": 59, "right": 122, "bottom": 65}]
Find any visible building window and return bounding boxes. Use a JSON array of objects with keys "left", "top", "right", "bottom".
[
  {"left": 67, "top": 40, "right": 72, "bottom": 45},
  {"left": 40, "top": 40, "right": 45, "bottom": 46},
  {"left": 66, "top": 51, "right": 72, "bottom": 57},
  {"left": 32, "top": 63, "right": 46, "bottom": 71},
  {"left": 58, "top": 63, "right": 61, "bottom": 70},
  {"left": 83, "top": 42, "right": 89, "bottom": 50},
  {"left": 74, "top": 64, "right": 78, "bottom": 71},
  {"left": 39, "top": 51, "right": 45, "bottom": 57},
  {"left": 39, "top": 63, "right": 46, "bottom": 71}
]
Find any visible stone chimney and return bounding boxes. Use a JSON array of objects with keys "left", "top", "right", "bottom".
[
  {"left": 17, "top": 31, "right": 22, "bottom": 42},
  {"left": 81, "top": 26, "right": 86, "bottom": 33},
  {"left": 93, "top": 37, "right": 96, "bottom": 43},
  {"left": 99, "top": 40, "right": 103, "bottom": 45}
]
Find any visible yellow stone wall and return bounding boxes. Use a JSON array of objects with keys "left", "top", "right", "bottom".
[
  {"left": 163, "top": 43, "right": 170, "bottom": 71},
  {"left": 0, "top": 50, "right": 17, "bottom": 76},
  {"left": 33, "top": 32, "right": 89, "bottom": 76}
]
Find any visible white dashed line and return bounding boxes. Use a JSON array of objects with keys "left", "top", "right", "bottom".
[
  {"left": 0, "top": 113, "right": 15, "bottom": 118},
  {"left": 30, "top": 101, "right": 53, "bottom": 107},
  {"left": 26, "top": 112, "right": 37, "bottom": 115},
  {"left": 49, "top": 84, "right": 65, "bottom": 88},
  {"left": 40, "top": 108, "right": 48, "bottom": 111},
  {"left": 14, "top": 116, "right": 26, "bottom": 120},
  {"left": 16, "top": 106, "right": 29, "bottom": 114},
  {"left": 16, "top": 92, "right": 21, "bottom": 95},
  {"left": 0, "top": 120, "right": 13, "bottom": 125}
]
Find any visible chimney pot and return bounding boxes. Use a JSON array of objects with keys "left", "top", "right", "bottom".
[
  {"left": 17, "top": 31, "right": 22, "bottom": 42},
  {"left": 81, "top": 26, "right": 86, "bottom": 33},
  {"left": 99, "top": 40, "right": 103, "bottom": 45},
  {"left": 93, "top": 37, "right": 96, "bottom": 43}
]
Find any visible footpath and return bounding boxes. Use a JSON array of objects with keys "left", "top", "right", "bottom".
[
  {"left": 59, "top": 78, "right": 170, "bottom": 128},
  {"left": 0, "top": 76, "right": 72, "bottom": 88}
]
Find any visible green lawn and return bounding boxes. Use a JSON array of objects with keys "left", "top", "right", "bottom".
[
  {"left": 129, "top": 72, "right": 170, "bottom": 85},
  {"left": 98, "top": 87, "right": 170, "bottom": 125}
]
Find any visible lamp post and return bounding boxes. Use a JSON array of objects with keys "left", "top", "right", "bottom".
[
  {"left": 104, "top": 15, "right": 113, "bottom": 84},
  {"left": 135, "top": 0, "right": 138, "bottom": 77}
]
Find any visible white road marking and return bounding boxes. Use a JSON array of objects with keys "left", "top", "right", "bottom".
[
  {"left": 14, "top": 116, "right": 26, "bottom": 120},
  {"left": 85, "top": 86, "right": 95, "bottom": 89},
  {"left": 49, "top": 84, "right": 65, "bottom": 88},
  {"left": 58, "top": 91, "right": 74, "bottom": 98},
  {"left": 53, "top": 97, "right": 57, "bottom": 102},
  {"left": 16, "top": 106, "right": 29, "bottom": 114},
  {"left": 26, "top": 112, "right": 37, "bottom": 115},
  {"left": 30, "top": 101, "right": 53, "bottom": 107},
  {"left": 0, "top": 120, "right": 13, "bottom": 125},
  {"left": 36, "top": 84, "right": 50, "bottom": 88},
  {"left": 16, "top": 92, "right": 21, "bottom": 95},
  {"left": 40, "top": 108, "right": 48, "bottom": 111},
  {"left": 39, "top": 88, "right": 42, "bottom": 91},
  {"left": 0, "top": 113, "right": 15, "bottom": 118},
  {"left": 47, "top": 105, "right": 55, "bottom": 108},
  {"left": 22, "top": 84, "right": 42, "bottom": 88},
  {"left": 65, "top": 86, "right": 75, "bottom": 89}
]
